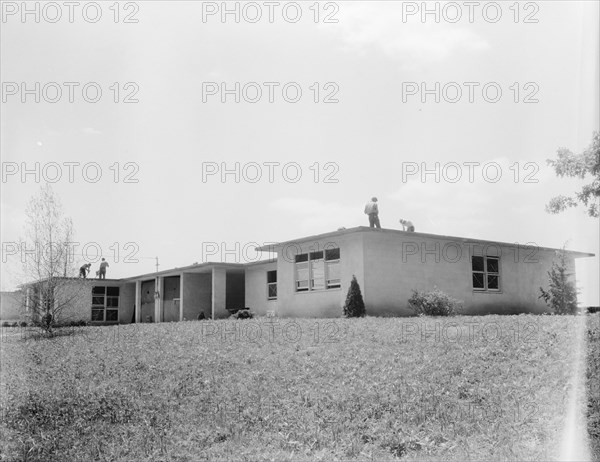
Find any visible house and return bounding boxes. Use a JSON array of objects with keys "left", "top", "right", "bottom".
[{"left": 18, "top": 227, "right": 594, "bottom": 323}]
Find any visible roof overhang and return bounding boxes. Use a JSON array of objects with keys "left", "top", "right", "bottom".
[{"left": 255, "top": 226, "right": 595, "bottom": 258}]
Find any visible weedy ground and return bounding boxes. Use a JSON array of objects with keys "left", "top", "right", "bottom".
[{"left": 1, "top": 314, "right": 598, "bottom": 461}]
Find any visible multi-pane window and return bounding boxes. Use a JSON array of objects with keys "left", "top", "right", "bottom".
[
  {"left": 310, "top": 251, "right": 325, "bottom": 290},
  {"left": 295, "top": 254, "right": 309, "bottom": 292},
  {"left": 325, "top": 248, "right": 341, "bottom": 288},
  {"left": 472, "top": 256, "right": 500, "bottom": 291},
  {"left": 92, "top": 286, "right": 120, "bottom": 322},
  {"left": 267, "top": 270, "right": 277, "bottom": 300},
  {"left": 295, "top": 248, "right": 341, "bottom": 292}
]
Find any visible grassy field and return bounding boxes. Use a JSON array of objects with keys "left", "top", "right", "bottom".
[
  {"left": 587, "top": 313, "right": 600, "bottom": 460},
  {"left": 1, "top": 314, "right": 598, "bottom": 461}
]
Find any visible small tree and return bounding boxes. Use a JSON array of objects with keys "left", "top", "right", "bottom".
[
  {"left": 539, "top": 249, "right": 579, "bottom": 315},
  {"left": 19, "top": 184, "right": 82, "bottom": 332},
  {"left": 343, "top": 275, "right": 366, "bottom": 317}
]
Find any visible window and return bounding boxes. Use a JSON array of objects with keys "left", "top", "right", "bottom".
[
  {"left": 295, "top": 248, "right": 341, "bottom": 292},
  {"left": 325, "top": 248, "right": 341, "bottom": 288},
  {"left": 295, "top": 254, "right": 309, "bottom": 292},
  {"left": 267, "top": 270, "right": 277, "bottom": 300},
  {"left": 92, "top": 286, "right": 120, "bottom": 322},
  {"left": 472, "top": 256, "right": 500, "bottom": 291},
  {"left": 310, "top": 251, "right": 325, "bottom": 290}
]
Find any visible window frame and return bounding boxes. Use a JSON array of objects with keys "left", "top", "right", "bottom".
[
  {"left": 325, "top": 248, "right": 341, "bottom": 289},
  {"left": 267, "top": 270, "right": 277, "bottom": 300},
  {"left": 91, "top": 286, "right": 120, "bottom": 322},
  {"left": 471, "top": 256, "right": 501, "bottom": 292},
  {"left": 295, "top": 248, "right": 341, "bottom": 293}
]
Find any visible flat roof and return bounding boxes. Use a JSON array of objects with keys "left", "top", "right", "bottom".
[
  {"left": 18, "top": 277, "right": 122, "bottom": 288},
  {"left": 255, "top": 226, "right": 595, "bottom": 258},
  {"left": 19, "top": 227, "right": 594, "bottom": 288},
  {"left": 243, "top": 258, "right": 277, "bottom": 267},
  {"left": 120, "top": 261, "right": 248, "bottom": 282}
]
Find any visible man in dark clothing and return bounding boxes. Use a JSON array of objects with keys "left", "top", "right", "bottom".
[
  {"left": 79, "top": 263, "right": 91, "bottom": 278},
  {"left": 364, "top": 197, "right": 381, "bottom": 228},
  {"left": 98, "top": 258, "right": 109, "bottom": 279}
]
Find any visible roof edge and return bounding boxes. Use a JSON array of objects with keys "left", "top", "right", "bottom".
[{"left": 255, "top": 226, "right": 595, "bottom": 257}]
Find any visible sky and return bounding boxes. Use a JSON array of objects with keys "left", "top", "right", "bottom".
[{"left": 1, "top": 1, "right": 599, "bottom": 304}]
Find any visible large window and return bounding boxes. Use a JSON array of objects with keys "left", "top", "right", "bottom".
[
  {"left": 295, "top": 248, "right": 341, "bottom": 292},
  {"left": 267, "top": 270, "right": 277, "bottom": 300},
  {"left": 472, "top": 256, "right": 500, "bottom": 291},
  {"left": 92, "top": 286, "right": 120, "bottom": 322}
]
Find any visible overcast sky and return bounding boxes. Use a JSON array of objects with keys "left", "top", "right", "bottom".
[{"left": 1, "top": 1, "right": 598, "bottom": 304}]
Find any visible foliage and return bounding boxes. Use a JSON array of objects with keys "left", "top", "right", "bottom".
[
  {"left": 539, "top": 249, "right": 579, "bottom": 315},
  {"left": 546, "top": 131, "right": 600, "bottom": 217},
  {"left": 343, "top": 275, "right": 366, "bottom": 317},
  {"left": 408, "top": 287, "right": 462, "bottom": 316},
  {"left": 230, "top": 308, "right": 254, "bottom": 319}
]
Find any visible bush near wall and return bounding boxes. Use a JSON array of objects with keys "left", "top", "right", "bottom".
[
  {"left": 343, "top": 275, "right": 366, "bottom": 318},
  {"left": 408, "top": 288, "right": 462, "bottom": 316},
  {"left": 230, "top": 308, "right": 254, "bottom": 319}
]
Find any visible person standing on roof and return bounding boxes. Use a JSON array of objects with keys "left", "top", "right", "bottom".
[
  {"left": 364, "top": 197, "right": 381, "bottom": 229},
  {"left": 98, "top": 258, "right": 109, "bottom": 279}
]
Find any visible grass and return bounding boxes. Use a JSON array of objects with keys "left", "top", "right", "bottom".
[
  {"left": 0, "top": 314, "right": 597, "bottom": 461},
  {"left": 587, "top": 313, "right": 600, "bottom": 460}
]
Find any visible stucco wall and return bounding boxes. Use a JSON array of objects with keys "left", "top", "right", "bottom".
[
  {"left": 52, "top": 280, "right": 91, "bottom": 322},
  {"left": 245, "top": 261, "right": 277, "bottom": 315},
  {"left": 266, "top": 229, "right": 581, "bottom": 318},
  {"left": 0, "top": 291, "right": 24, "bottom": 320},
  {"left": 361, "top": 230, "right": 574, "bottom": 316},
  {"left": 51, "top": 280, "right": 134, "bottom": 323},
  {"left": 212, "top": 268, "right": 228, "bottom": 319},
  {"left": 119, "top": 283, "right": 135, "bottom": 323},
  {"left": 275, "top": 233, "right": 365, "bottom": 318}
]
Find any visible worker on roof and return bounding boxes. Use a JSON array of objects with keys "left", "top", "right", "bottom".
[
  {"left": 399, "top": 219, "right": 415, "bottom": 232},
  {"left": 364, "top": 197, "right": 381, "bottom": 229}
]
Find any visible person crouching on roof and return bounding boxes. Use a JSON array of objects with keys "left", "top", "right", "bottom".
[{"left": 399, "top": 219, "right": 415, "bottom": 232}]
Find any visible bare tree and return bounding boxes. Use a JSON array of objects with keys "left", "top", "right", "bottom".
[{"left": 20, "top": 184, "right": 82, "bottom": 331}]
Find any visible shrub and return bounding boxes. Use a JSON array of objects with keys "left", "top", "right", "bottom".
[
  {"left": 408, "top": 288, "right": 462, "bottom": 316},
  {"left": 231, "top": 308, "right": 254, "bottom": 319},
  {"left": 343, "top": 275, "right": 366, "bottom": 317},
  {"left": 19, "top": 321, "right": 27, "bottom": 327},
  {"left": 539, "top": 249, "right": 579, "bottom": 315},
  {"left": 41, "top": 313, "right": 53, "bottom": 329}
]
